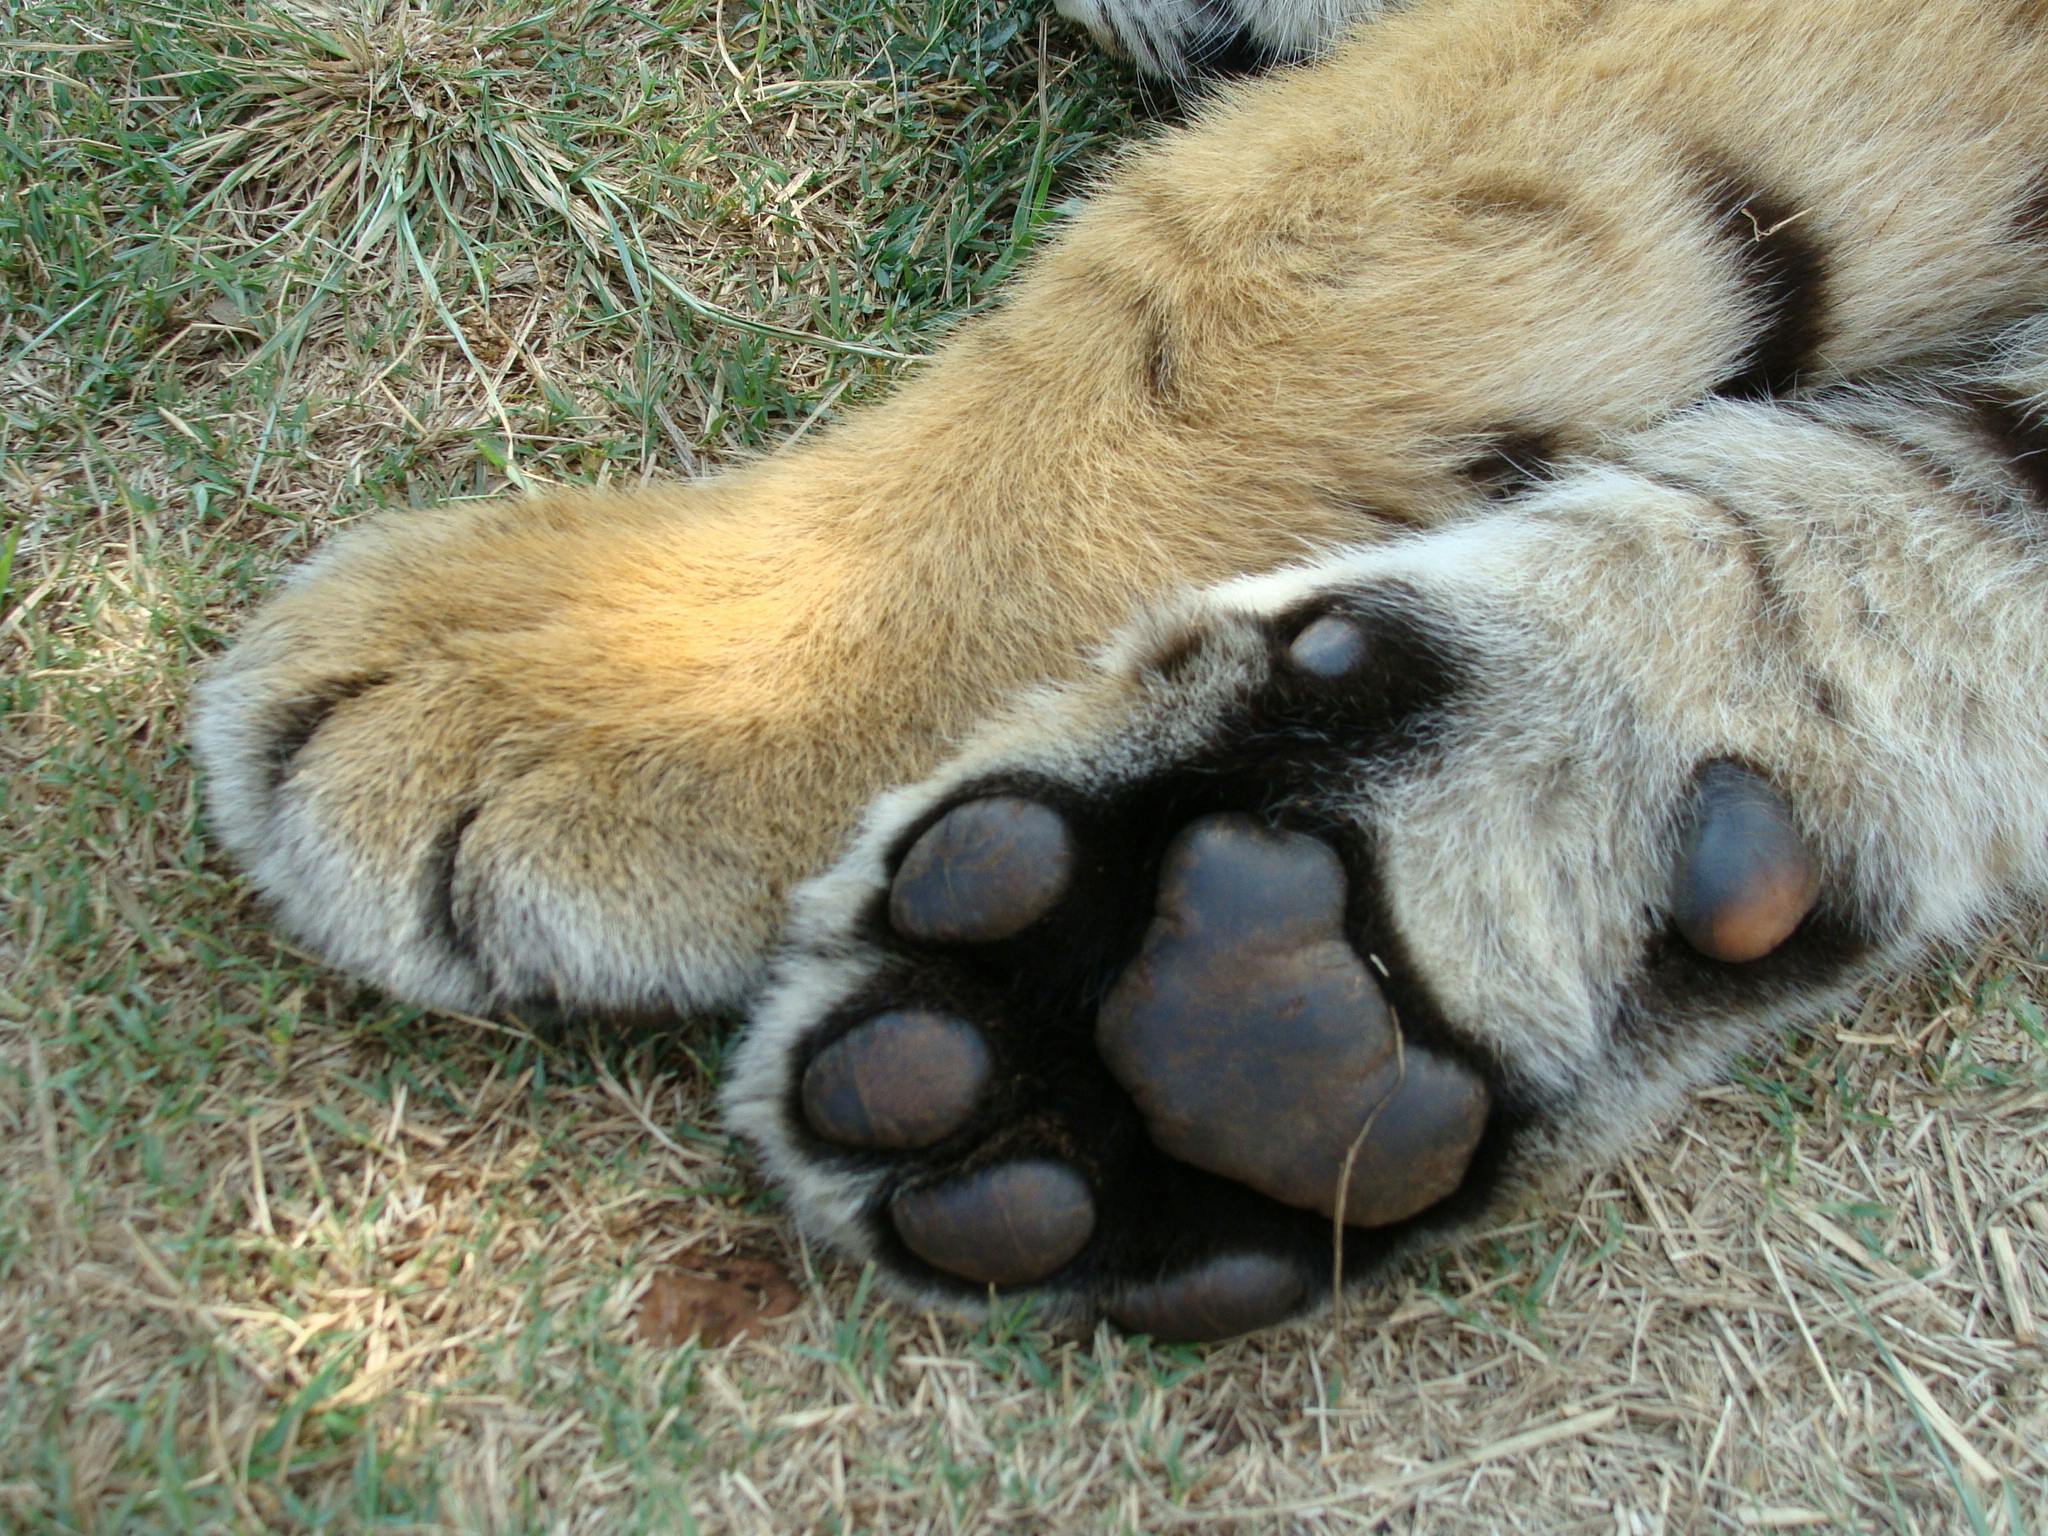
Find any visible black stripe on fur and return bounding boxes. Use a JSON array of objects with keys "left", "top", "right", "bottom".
[{"left": 1696, "top": 159, "right": 1829, "bottom": 400}]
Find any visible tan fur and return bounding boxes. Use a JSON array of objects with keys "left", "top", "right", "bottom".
[{"left": 195, "top": 0, "right": 2048, "bottom": 1016}]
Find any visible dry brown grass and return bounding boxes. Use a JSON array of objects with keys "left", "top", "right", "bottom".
[{"left": 3, "top": 2, "right": 2044, "bottom": 1530}]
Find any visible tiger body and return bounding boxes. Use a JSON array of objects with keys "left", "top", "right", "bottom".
[{"left": 195, "top": 0, "right": 2048, "bottom": 1333}]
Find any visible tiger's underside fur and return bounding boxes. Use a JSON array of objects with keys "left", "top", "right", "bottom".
[{"left": 195, "top": 0, "right": 2048, "bottom": 1338}]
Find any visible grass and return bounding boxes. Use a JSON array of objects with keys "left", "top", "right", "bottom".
[{"left": 4, "top": 0, "right": 2046, "bottom": 1530}]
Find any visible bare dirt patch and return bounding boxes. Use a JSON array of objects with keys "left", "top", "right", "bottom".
[{"left": 636, "top": 1253, "right": 803, "bottom": 1348}]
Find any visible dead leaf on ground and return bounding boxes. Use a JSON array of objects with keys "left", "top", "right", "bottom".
[{"left": 634, "top": 1252, "right": 802, "bottom": 1347}]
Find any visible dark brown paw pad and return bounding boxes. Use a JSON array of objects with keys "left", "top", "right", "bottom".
[
  {"left": 1108, "top": 1253, "right": 1309, "bottom": 1342},
  {"left": 802, "top": 1010, "right": 991, "bottom": 1150},
  {"left": 890, "top": 797, "right": 1075, "bottom": 943},
  {"left": 1096, "top": 814, "right": 1488, "bottom": 1228},
  {"left": 1672, "top": 762, "right": 1819, "bottom": 963},
  {"left": 889, "top": 1160, "right": 1096, "bottom": 1287}
]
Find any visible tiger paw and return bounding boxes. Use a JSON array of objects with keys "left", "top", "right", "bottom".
[{"left": 723, "top": 490, "right": 1885, "bottom": 1340}]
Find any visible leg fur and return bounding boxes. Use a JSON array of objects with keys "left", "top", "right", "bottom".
[
  {"left": 195, "top": 0, "right": 2048, "bottom": 1015},
  {"left": 726, "top": 323, "right": 2048, "bottom": 1336}
]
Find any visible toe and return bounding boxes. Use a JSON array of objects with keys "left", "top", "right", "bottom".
[
  {"left": 802, "top": 1010, "right": 992, "bottom": 1150},
  {"left": 889, "top": 1160, "right": 1096, "bottom": 1287},
  {"left": 889, "top": 797, "right": 1075, "bottom": 943},
  {"left": 1672, "top": 762, "right": 1819, "bottom": 963},
  {"left": 1109, "top": 1252, "right": 1309, "bottom": 1342}
]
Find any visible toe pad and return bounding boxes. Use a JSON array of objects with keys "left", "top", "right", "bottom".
[
  {"left": 889, "top": 1160, "right": 1096, "bottom": 1287},
  {"left": 1287, "top": 613, "right": 1370, "bottom": 679},
  {"left": 802, "top": 1010, "right": 991, "bottom": 1150},
  {"left": 890, "top": 797, "right": 1074, "bottom": 943},
  {"left": 1672, "top": 762, "right": 1819, "bottom": 963},
  {"left": 1109, "top": 1252, "right": 1308, "bottom": 1342}
]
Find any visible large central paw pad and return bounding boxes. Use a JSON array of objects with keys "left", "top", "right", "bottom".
[{"left": 1097, "top": 815, "right": 1489, "bottom": 1227}]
